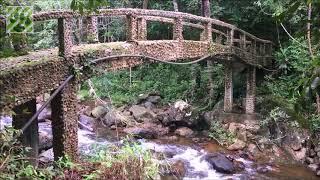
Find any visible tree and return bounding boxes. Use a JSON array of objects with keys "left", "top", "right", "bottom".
[{"left": 173, "top": 0, "right": 178, "bottom": 11}]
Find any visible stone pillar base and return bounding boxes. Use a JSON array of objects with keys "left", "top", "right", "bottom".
[{"left": 51, "top": 82, "right": 78, "bottom": 161}]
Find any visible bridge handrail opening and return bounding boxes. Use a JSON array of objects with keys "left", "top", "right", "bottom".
[{"left": 32, "top": 8, "right": 272, "bottom": 45}]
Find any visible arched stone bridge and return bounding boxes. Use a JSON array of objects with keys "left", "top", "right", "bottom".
[{"left": 0, "top": 8, "right": 273, "bottom": 161}]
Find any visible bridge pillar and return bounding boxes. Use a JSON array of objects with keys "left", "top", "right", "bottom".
[
  {"left": 200, "top": 22, "right": 212, "bottom": 41},
  {"left": 86, "top": 16, "right": 99, "bottom": 43},
  {"left": 245, "top": 66, "right": 256, "bottom": 114},
  {"left": 12, "top": 99, "right": 39, "bottom": 166},
  {"left": 224, "top": 63, "right": 233, "bottom": 112},
  {"left": 173, "top": 17, "right": 183, "bottom": 41},
  {"left": 58, "top": 18, "right": 73, "bottom": 57},
  {"left": 126, "top": 15, "right": 138, "bottom": 41},
  {"left": 137, "top": 17, "right": 147, "bottom": 40},
  {"left": 51, "top": 82, "right": 78, "bottom": 161}
]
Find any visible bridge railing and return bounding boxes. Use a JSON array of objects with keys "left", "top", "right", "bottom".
[{"left": 32, "top": 8, "right": 273, "bottom": 63}]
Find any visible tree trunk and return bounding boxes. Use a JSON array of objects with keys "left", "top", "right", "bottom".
[
  {"left": 173, "top": 0, "right": 179, "bottom": 12},
  {"left": 143, "top": 0, "right": 149, "bottom": 9},
  {"left": 201, "top": 0, "right": 211, "bottom": 17},
  {"left": 201, "top": 0, "right": 214, "bottom": 106}
]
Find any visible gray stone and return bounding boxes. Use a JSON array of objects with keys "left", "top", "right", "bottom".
[
  {"left": 102, "top": 109, "right": 132, "bottom": 127},
  {"left": 293, "top": 148, "right": 306, "bottom": 161},
  {"left": 79, "top": 114, "right": 95, "bottom": 131},
  {"left": 247, "top": 143, "right": 258, "bottom": 155},
  {"left": 310, "top": 149, "right": 316, "bottom": 157},
  {"left": 314, "top": 146, "right": 320, "bottom": 152},
  {"left": 227, "top": 139, "right": 246, "bottom": 151},
  {"left": 123, "top": 127, "right": 156, "bottom": 139},
  {"left": 306, "top": 157, "right": 314, "bottom": 164},
  {"left": 175, "top": 127, "right": 194, "bottom": 137},
  {"left": 129, "top": 105, "right": 156, "bottom": 122},
  {"left": 39, "top": 148, "right": 54, "bottom": 163},
  {"left": 91, "top": 106, "right": 108, "bottom": 118},
  {"left": 38, "top": 121, "right": 53, "bottom": 151},
  {"left": 144, "top": 101, "right": 155, "bottom": 109},
  {"left": 308, "top": 164, "right": 318, "bottom": 172},
  {"left": 204, "top": 153, "right": 235, "bottom": 174},
  {"left": 147, "top": 95, "right": 161, "bottom": 104}
]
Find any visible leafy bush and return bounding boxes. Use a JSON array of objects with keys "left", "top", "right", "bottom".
[{"left": 208, "top": 121, "right": 235, "bottom": 145}]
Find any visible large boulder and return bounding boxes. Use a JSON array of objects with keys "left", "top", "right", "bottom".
[
  {"left": 204, "top": 153, "right": 235, "bottom": 174},
  {"left": 123, "top": 127, "right": 156, "bottom": 139},
  {"left": 123, "top": 123, "right": 169, "bottom": 139},
  {"left": 102, "top": 109, "right": 133, "bottom": 127},
  {"left": 38, "top": 121, "right": 53, "bottom": 151},
  {"left": 129, "top": 105, "right": 157, "bottom": 123},
  {"left": 79, "top": 114, "right": 95, "bottom": 131},
  {"left": 166, "top": 100, "right": 194, "bottom": 126},
  {"left": 175, "top": 127, "right": 194, "bottom": 137},
  {"left": 227, "top": 139, "right": 246, "bottom": 151},
  {"left": 91, "top": 106, "right": 108, "bottom": 119},
  {"left": 37, "top": 105, "right": 51, "bottom": 121}
]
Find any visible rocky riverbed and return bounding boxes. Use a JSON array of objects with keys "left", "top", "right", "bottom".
[{"left": 0, "top": 93, "right": 318, "bottom": 179}]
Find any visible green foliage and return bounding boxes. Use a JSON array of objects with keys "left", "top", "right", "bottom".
[
  {"left": 208, "top": 121, "right": 235, "bottom": 146},
  {"left": 0, "top": 127, "right": 59, "bottom": 179},
  {"left": 80, "top": 63, "right": 224, "bottom": 107}
]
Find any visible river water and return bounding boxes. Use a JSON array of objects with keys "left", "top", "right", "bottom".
[{"left": 1, "top": 116, "right": 318, "bottom": 180}]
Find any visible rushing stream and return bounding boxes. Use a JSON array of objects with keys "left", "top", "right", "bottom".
[{"left": 1, "top": 116, "right": 318, "bottom": 180}]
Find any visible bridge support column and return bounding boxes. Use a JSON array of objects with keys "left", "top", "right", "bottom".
[
  {"left": 58, "top": 18, "right": 73, "bottom": 57},
  {"left": 13, "top": 99, "right": 38, "bottom": 166},
  {"left": 200, "top": 22, "right": 212, "bottom": 41},
  {"left": 173, "top": 17, "right": 183, "bottom": 41},
  {"left": 51, "top": 82, "right": 78, "bottom": 161},
  {"left": 224, "top": 63, "right": 233, "bottom": 112},
  {"left": 245, "top": 66, "right": 256, "bottom": 114},
  {"left": 126, "top": 15, "right": 138, "bottom": 41},
  {"left": 86, "top": 16, "right": 99, "bottom": 43},
  {"left": 137, "top": 17, "right": 147, "bottom": 40}
]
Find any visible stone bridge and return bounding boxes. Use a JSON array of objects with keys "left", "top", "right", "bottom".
[{"left": 0, "top": 8, "right": 273, "bottom": 161}]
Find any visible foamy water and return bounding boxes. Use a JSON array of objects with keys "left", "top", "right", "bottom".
[{"left": 1, "top": 116, "right": 255, "bottom": 180}]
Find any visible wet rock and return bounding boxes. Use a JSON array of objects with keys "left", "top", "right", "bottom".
[
  {"left": 309, "top": 149, "right": 316, "bottom": 157},
  {"left": 79, "top": 114, "right": 95, "bottom": 131},
  {"left": 292, "top": 147, "right": 307, "bottom": 161},
  {"left": 247, "top": 143, "right": 258, "bottom": 156},
  {"left": 38, "top": 122, "right": 53, "bottom": 151},
  {"left": 244, "top": 120, "right": 260, "bottom": 134},
  {"left": 233, "top": 160, "right": 245, "bottom": 172},
  {"left": 91, "top": 106, "right": 108, "bottom": 118},
  {"left": 102, "top": 109, "right": 132, "bottom": 127},
  {"left": 147, "top": 95, "right": 161, "bottom": 104},
  {"left": 175, "top": 127, "right": 194, "bottom": 137},
  {"left": 123, "top": 123, "right": 169, "bottom": 139},
  {"left": 306, "top": 157, "right": 314, "bottom": 164},
  {"left": 308, "top": 164, "right": 318, "bottom": 172},
  {"left": 257, "top": 166, "right": 269, "bottom": 173},
  {"left": 37, "top": 105, "right": 51, "bottom": 121},
  {"left": 290, "top": 137, "right": 302, "bottom": 151},
  {"left": 123, "top": 127, "right": 156, "bottom": 139},
  {"left": 227, "top": 139, "right": 246, "bottom": 151},
  {"left": 144, "top": 101, "right": 155, "bottom": 109},
  {"left": 39, "top": 148, "right": 54, "bottom": 163},
  {"left": 160, "top": 136, "right": 178, "bottom": 141},
  {"left": 204, "top": 153, "right": 235, "bottom": 174},
  {"left": 314, "top": 146, "right": 320, "bottom": 152},
  {"left": 166, "top": 100, "right": 194, "bottom": 126},
  {"left": 129, "top": 105, "right": 157, "bottom": 122},
  {"left": 171, "top": 160, "right": 186, "bottom": 177}
]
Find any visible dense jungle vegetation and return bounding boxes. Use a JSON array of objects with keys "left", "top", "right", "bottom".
[{"left": 1, "top": 0, "right": 320, "bottom": 179}]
